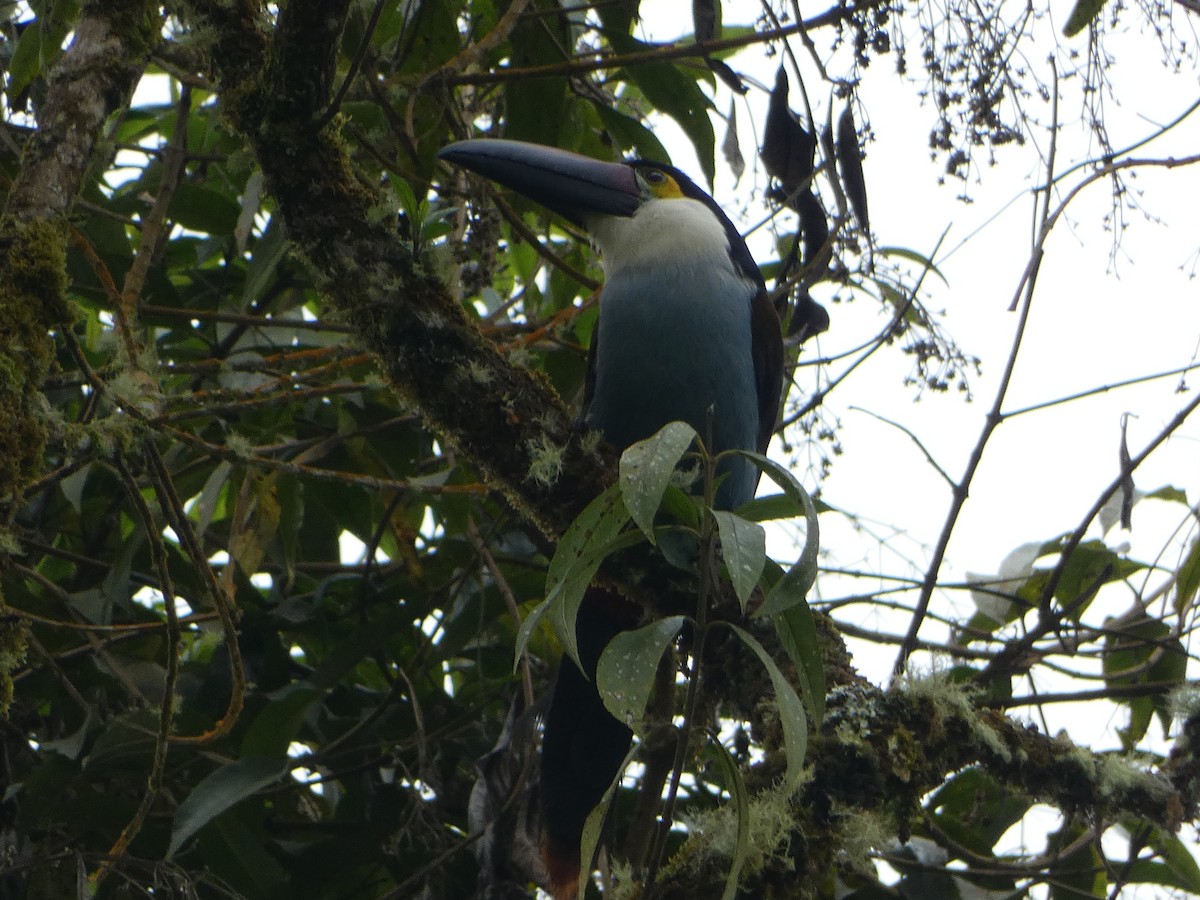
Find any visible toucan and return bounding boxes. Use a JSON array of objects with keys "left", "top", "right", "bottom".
[{"left": 439, "top": 139, "right": 786, "bottom": 898}]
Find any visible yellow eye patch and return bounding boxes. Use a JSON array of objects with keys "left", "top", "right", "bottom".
[{"left": 641, "top": 169, "right": 685, "bottom": 199}]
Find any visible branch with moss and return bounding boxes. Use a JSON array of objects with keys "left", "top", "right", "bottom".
[
  {"left": 169, "top": 4, "right": 1200, "bottom": 895},
  {"left": 179, "top": 0, "right": 614, "bottom": 542},
  {"left": 0, "top": 0, "right": 160, "bottom": 714},
  {"left": 653, "top": 671, "right": 1199, "bottom": 897}
]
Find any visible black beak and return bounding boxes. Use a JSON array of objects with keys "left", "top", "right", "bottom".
[{"left": 438, "top": 139, "right": 640, "bottom": 227}]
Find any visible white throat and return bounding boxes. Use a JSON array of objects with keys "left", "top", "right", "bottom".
[{"left": 587, "top": 197, "right": 733, "bottom": 279}]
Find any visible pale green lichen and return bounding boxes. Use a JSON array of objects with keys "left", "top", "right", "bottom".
[
  {"left": 578, "top": 429, "right": 604, "bottom": 456},
  {"left": 464, "top": 360, "right": 493, "bottom": 385},
  {"left": 226, "top": 431, "right": 255, "bottom": 457},
  {"left": 668, "top": 780, "right": 805, "bottom": 879},
  {"left": 900, "top": 670, "right": 1011, "bottom": 763},
  {"left": 1093, "top": 750, "right": 1168, "bottom": 805},
  {"left": 826, "top": 682, "right": 880, "bottom": 745},
  {"left": 0, "top": 527, "right": 20, "bottom": 555},
  {"left": 828, "top": 802, "right": 895, "bottom": 875},
  {"left": 108, "top": 370, "right": 165, "bottom": 418},
  {"left": 506, "top": 345, "right": 533, "bottom": 370},
  {"left": 607, "top": 861, "right": 637, "bottom": 900},
  {"left": 525, "top": 433, "right": 564, "bottom": 487},
  {"left": 0, "top": 610, "right": 29, "bottom": 715},
  {"left": 1168, "top": 683, "right": 1200, "bottom": 722}
]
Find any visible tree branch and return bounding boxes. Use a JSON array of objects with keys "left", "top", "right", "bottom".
[
  {"left": 180, "top": 0, "right": 614, "bottom": 541},
  {"left": 0, "top": 0, "right": 159, "bottom": 518}
]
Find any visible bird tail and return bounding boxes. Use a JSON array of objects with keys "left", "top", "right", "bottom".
[{"left": 539, "top": 587, "right": 639, "bottom": 898}]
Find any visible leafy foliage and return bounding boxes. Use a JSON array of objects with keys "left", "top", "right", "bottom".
[{"left": 0, "top": 1, "right": 1197, "bottom": 899}]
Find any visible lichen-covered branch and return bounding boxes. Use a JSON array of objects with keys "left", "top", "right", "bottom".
[
  {"left": 0, "top": 0, "right": 160, "bottom": 713},
  {"left": 656, "top": 672, "right": 1199, "bottom": 897},
  {"left": 1, "top": 0, "right": 157, "bottom": 517},
  {"left": 5, "top": 1, "right": 159, "bottom": 223},
  {"left": 178, "top": 0, "right": 615, "bottom": 541}
]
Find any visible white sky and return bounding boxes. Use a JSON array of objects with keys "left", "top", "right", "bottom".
[
  {"left": 625, "top": 6, "right": 1200, "bottom": 893},
  {"left": 114, "top": 5, "right": 1200, "bottom": 891},
  {"left": 635, "top": 3, "right": 1200, "bottom": 698}
]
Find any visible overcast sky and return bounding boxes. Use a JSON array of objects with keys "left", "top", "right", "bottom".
[{"left": 631, "top": 5, "right": 1200, "bottom": 707}]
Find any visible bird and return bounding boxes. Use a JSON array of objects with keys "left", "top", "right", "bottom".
[{"left": 438, "top": 138, "right": 786, "bottom": 898}]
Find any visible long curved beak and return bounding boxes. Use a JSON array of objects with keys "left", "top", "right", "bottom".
[{"left": 438, "top": 139, "right": 640, "bottom": 227}]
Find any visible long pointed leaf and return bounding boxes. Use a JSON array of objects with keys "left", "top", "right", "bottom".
[
  {"left": 724, "top": 624, "right": 808, "bottom": 787},
  {"left": 168, "top": 757, "right": 288, "bottom": 857},
  {"left": 708, "top": 736, "right": 751, "bottom": 900},
  {"left": 575, "top": 742, "right": 641, "bottom": 900},
  {"left": 712, "top": 510, "right": 766, "bottom": 610},
  {"left": 548, "top": 530, "right": 644, "bottom": 670},
  {"left": 620, "top": 421, "right": 697, "bottom": 542},
  {"left": 596, "top": 616, "right": 685, "bottom": 727}
]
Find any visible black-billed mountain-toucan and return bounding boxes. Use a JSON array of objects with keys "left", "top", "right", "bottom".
[{"left": 439, "top": 139, "right": 786, "bottom": 897}]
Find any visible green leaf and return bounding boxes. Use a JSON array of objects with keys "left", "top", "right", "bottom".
[
  {"left": 620, "top": 421, "right": 698, "bottom": 542},
  {"left": 874, "top": 245, "right": 949, "bottom": 287},
  {"left": 1063, "top": 0, "right": 1108, "bottom": 37},
  {"left": 712, "top": 510, "right": 765, "bottom": 609},
  {"left": 611, "top": 35, "right": 716, "bottom": 185},
  {"left": 517, "top": 485, "right": 637, "bottom": 669},
  {"left": 744, "top": 454, "right": 819, "bottom": 618},
  {"left": 724, "top": 624, "right": 808, "bottom": 786},
  {"left": 575, "top": 742, "right": 641, "bottom": 900},
  {"left": 596, "top": 615, "right": 685, "bottom": 727},
  {"left": 513, "top": 596, "right": 554, "bottom": 670},
  {"left": 732, "top": 452, "right": 819, "bottom": 534},
  {"left": 735, "top": 492, "right": 820, "bottom": 522},
  {"left": 546, "top": 485, "right": 630, "bottom": 595},
  {"left": 772, "top": 594, "right": 826, "bottom": 723},
  {"left": 1101, "top": 609, "right": 1186, "bottom": 744},
  {"left": 708, "top": 736, "right": 751, "bottom": 900},
  {"left": 660, "top": 484, "right": 703, "bottom": 532},
  {"left": 1145, "top": 485, "right": 1189, "bottom": 505},
  {"left": 930, "top": 767, "right": 1033, "bottom": 852},
  {"left": 1141, "top": 824, "right": 1200, "bottom": 892},
  {"left": 595, "top": 0, "right": 641, "bottom": 39},
  {"left": 1054, "top": 540, "right": 1142, "bottom": 620},
  {"left": 7, "top": 20, "right": 43, "bottom": 102},
  {"left": 168, "top": 756, "right": 288, "bottom": 857},
  {"left": 242, "top": 215, "right": 288, "bottom": 307},
  {"left": 548, "top": 528, "right": 644, "bottom": 670},
  {"left": 169, "top": 183, "right": 242, "bottom": 236},
  {"left": 196, "top": 800, "right": 290, "bottom": 895},
  {"left": 1175, "top": 537, "right": 1200, "bottom": 614},
  {"left": 1047, "top": 821, "right": 1104, "bottom": 899},
  {"left": 1099, "top": 614, "right": 1185, "bottom": 739},
  {"left": 240, "top": 685, "right": 320, "bottom": 758},
  {"left": 504, "top": 3, "right": 570, "bottom": 145},
  {"left": 593, "top": 103, "right": 671, "bottom": 163}
]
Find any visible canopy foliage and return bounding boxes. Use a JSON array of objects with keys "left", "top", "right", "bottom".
[{"left": 1, "top": 1, "right": 1198, "bottom": 898}]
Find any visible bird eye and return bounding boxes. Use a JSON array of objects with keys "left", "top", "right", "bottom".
[{"left": 644, "top": 170, "right": 667, "bottom": 185}]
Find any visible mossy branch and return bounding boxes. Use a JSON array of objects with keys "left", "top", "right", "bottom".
[
  {"left": 655, "top": 671, "right": 1198, "bottom": 897},
  {"left": 178, "top": 0, "right": 615, "bottom": 541}
]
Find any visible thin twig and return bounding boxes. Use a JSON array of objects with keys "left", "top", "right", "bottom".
[
  {"left": 427, "top": 6, "right": 883, "bottom": 88},
  {"left": 119, "top": 86, "right": 192, "bottom": 358},
  {"left": 92, "top": 454, "right": 184, "bottom": 887},
  {"left": 1003, "top": 361, "right": 1200, "bottom": 418},
  {"left": 144, "top": 440, "right": 248, "bottom": 743},
  {"left": 849, "top": 406, "right": 955, "bottom": 488},
  {"left": 980, "top": 390, "right": 1200, "bottom": 681},
  {"left": 317, "top": 0, "right": 388, "bottom": 130},
  {"left": 467, "top": 517, "right": 535, "bottom": 708}
]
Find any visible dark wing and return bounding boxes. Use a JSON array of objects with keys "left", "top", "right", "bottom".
[
  {"left": 578, "top": 323, "right": 599, "bottom": 428},
  {"left": 751, "top": 287, "right": 785, "bottom": 456}
]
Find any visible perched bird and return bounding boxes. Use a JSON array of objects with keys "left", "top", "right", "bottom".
[{"left": 439, "top": 139, "right": 786, "bottom": 898}]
